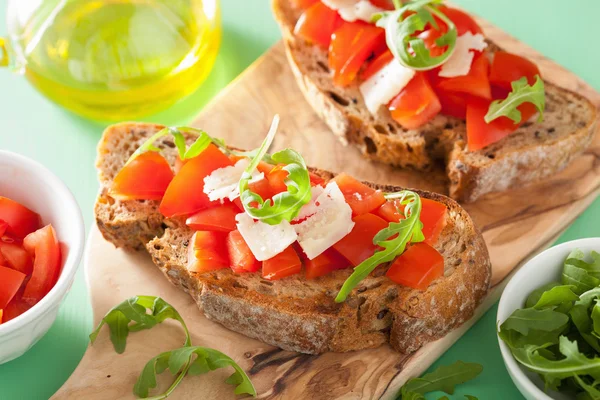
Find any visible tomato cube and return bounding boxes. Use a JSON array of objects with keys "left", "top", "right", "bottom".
[
  {"left": 0, "top": 241, "right": 33, "bottom": 275},
  {"left": 389, "top": 73, "right": 442, "bottom": 130},
  {"left": 187, "top": 231, "right": 230, "bottom": 273},
  {"left": 0, "top": 197, "right": 41, "bottom": 239},
  {"left": 0, "top": 266, "right": 26, "bottom": 309},
  {"left": 226, "top": 230, "right": 260, "bottom": 273},
  {"left": 262, "top": 246, "right": 302, "bottom": 280},
  {"left": 22, "top": 225, "right": 62, "bottom": 305},
  {"left": 333, "top": 213, "right": 389, "bottom": 266},
  {"left": 377, "top": 198, "right": 447, "bottom": 245},
  {"left": 386, "top": 243, "right": 444, "bottom": 290},
  {"left": 186, "top": 204, "right": 239, "bottom": 233},
  {"left": 294, "top": 2, "right": 342, "bottom": 49},
  {"left": 305, "top": 248, "right": 349, "bottom": 279},
  {"left": 111, "top": 152, "right": 174, "bottom": 201},
  {"left": 333, "top": 174, "right": 386, "bottom": 216}
]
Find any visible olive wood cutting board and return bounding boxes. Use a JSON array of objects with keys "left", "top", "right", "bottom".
[{"left": 53, "top": 11, "right": 600, "bottom": 400}]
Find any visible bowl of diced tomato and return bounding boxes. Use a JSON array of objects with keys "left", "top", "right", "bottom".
[{"left": 0, "top": 150, "right": 84, "bottom": 364}]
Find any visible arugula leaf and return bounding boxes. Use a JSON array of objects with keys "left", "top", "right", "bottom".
[
  {"left": 499, "top": 307, "right": 569, "bottom": 336},
  {"left": 574, "top": 375, "right": 600, "bottom": 400},
  {"left": 531, "top": 285, "right": 579, "bottom": 310},
  {"left": 464, "top": 396, "right": 479, "bottom": 400},
  {"left": 484, "top": 76, "right": 545, "bottom": 124},
  {"left": 566, "top": 251, "right": 600, "bottom": 280},
  {"left": 398, "top": 361, "right": 483, "bottom": 399},
  {"left": 238, "top": 115, "right": 312, "bottom": 225},
  {"left": 592, "top": 302, "right": 600, "bottom": 337},
  {"left": 498, "top": 325, "right": 563, "bottom": 349},
  {"left": 525, "top": 282, "right": 561, "bottom": 308},
  {"left": 335, "top": 190, "right": 424, "bottom": 303},
  {"left": 562, "top": 264, "right": 600, "bottom": 295},
  {"left": 134, "top": 346, "right": 256, "bottom": 399},
  {"left": 90, "top": 296, "right": 191, "bottom": 353},
  {"left": 374, "top": 0, "right": 457, "bottom": 70}
]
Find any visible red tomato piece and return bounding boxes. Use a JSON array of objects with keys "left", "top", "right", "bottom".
[
  {"left": 262, "top": 246, "right": 302, "bottom": 280},
  {"left": 369, "top": 0, "right": 395, "bottom": 10},
  {"left": 333, "top": 213, "right": 389, "bottom": 266},
  {"left": 0, "top": 309, "right": 3, "bottom": 324},
  {"left": 0, "top": 241, "right": 33, "bottom": 275},
  {"left": 418, "top": 28, "right": 447, "bottom": 58},
  {"left": 294, "top": 2, "right": 342, "bottom": 49},
  {"left": 309, "top": 172, "right": 325, "bottom": 186},
  {"left": 187, "top": 231, "right": 230, "bottom": 273},
  {"left": 361, "top": 49, "right": 394, "bottom": 81},
  {"left": 160, "top": 144, "right": 233, "bottom": 218},
  {"left": 186, "top": 204, "right": 239, "bottom": 233},
  {"left": 291, "top": 0, "right": 318, "bottom": 9},
  {"left": 466, "top": 97, "right": 537, "bottom": 151},
  {"left": 389, "top": 73, "right": 442, "bottom": 130},
  {"left": 333, "top": 173, "right": 386, "bottom": 216},
  {"left": 0, "top": 220, "right": 8, "bottom": 237},
  {"left": 329, "top": 21, "right": 385, "bottom": 87},
  {"left": 386, "top": 243, "right": 444, "bottom": 290},
  {"left": 436, "top": 52, "right": 491, "bottom": 100},
  {"left": 266, "top": 166, "right": 289, "bottom": 195},
  {"left": 248, "top": 178, "right": 277, "bottom": 204},
  {"left": 436, "top": 89, "right": 467, "bottom": 119},
  {"left": 438, "top": 6, "right": 483, "bottom": 36},
  {"left": 3, "top": 290, "right": 31, "bottom": 322},
  {"left": 489, "top": 51, "right": 541, "bottom": 91},
  {"left": 111, "top": 152, "right": 174, "bottom": 201},
  {"left": 226, "top": 230, "right": 260, "bottom": 273},
  {"left": 0, "top": 266, "right": 26, "bottom": 309},
  {"left": 305, "top": 248, "right": 350, "bottom": 279},
  {"left": 0, "top": 197, "right": 41, "bottom": 239},
  {"left": 257, "top": 161, "right": 275, "bottom": 175},
  {"left": 22, "top": 225, "right": 62, "bottom": 305}
]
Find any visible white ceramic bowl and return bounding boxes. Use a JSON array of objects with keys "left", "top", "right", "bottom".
[
  {"left": 497, "top": 238, "right": 600, "bottom": 400},
  {"left": 0, "top": 150, "right": 85, "bottom": 364}
]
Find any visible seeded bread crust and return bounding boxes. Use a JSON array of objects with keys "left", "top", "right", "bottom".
[
  {"left": 95, "top": 123, "right": 492, "bottom": 354},
  {"left": 271, "top": 0, "right": 598, "bottom": 202}
]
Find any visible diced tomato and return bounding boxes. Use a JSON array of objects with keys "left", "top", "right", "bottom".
[
  {"left": 369, "top": 0, "right": 395, "bottom": 10},
  {"left": 187, "top": 231, "right": 230, "bottom": 273},
  {"left": 438, "top": 6, "right": 483, "bottom": 36},
  {"left": 262, "top": 246, "right": 302, "bottom": 280},
  {"left": 248, "top": 178, "right": 277, "bottom": 203},
  {"left": 226, "top": 230, "right": 260, "bottom": 273},
  {"left": 0, "top": 309, "right": 3, "bottom": 324},
  {"left": 294, "top": 2, "right": 342, "bottom": 49},
  {"left": 418, "top": 28, "right": 447, "bottom": 58},
  {"left": 333, "top": 213, "right": 388, "bottom": 266},
  {"left": 333, "top": 174, "right": 386, "bottom": 216},
  {"left": 3, "top": 291, "right": 31, "bottom": 322},
  {"left": 466, "top": 97, "right": 537, "bottom": 151},
  {"left": 0, "top": 266, "right": 26, "bottom": 309},
  {"left": 291, "top": 0, "right": 318, "bottom": 9},
  {"left": 436, "top": 52, "right": 491, "bottom": 100},
  {"left": 436, "top": 89, "right": 467, "bottom": 119},
  {"left": 489, "top": 51, "right": 541, "bottom": 91},
  {"left": 0, "top": 197, "right": 41, "bottom": 239},
  {"left": 160, "top": 144, "right": 233, "bottom": 218},
  {"left": 389, "top": 73, "right": 442, "bottom": 130},
  {"left": 377, "top": 198, "right": 447, "bottom": 245},
  {"left": 111, "top": 152, "right": 174, "bottom": 201},
  {"left": 309, "top": 172, "right": 325, "bottom": 186},
  {"left": 266, "top": 166, "right": 289, "bottom": 195},
  {"left": 22, "top": 225, "right": 62, "bottom": 305},
  {"left": 305, "top": 248, "right": 349, "bottom": 279},
  {"left": 0, "top": 241, "right": 33, "bottom": 275},
  {"left": 186, "top": 204, "right": 239, "bottom": 233},
  {"left": 386, "top": 243, "right": 444, "bottom": 290},
  {"left": 361, "top": 49, "right": 394, "bottom": 81},
  {"left": 0, "top": 220, "right": 8, "bottom": 237},
  {"left": 329, "top": 21, "right": 385, "bottom": 87},
  {"left": 257, "top": 161, "right": 275, "bottom": 175}
]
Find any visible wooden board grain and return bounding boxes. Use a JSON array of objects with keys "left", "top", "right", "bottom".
[{"left": 54, "top": 12, "right": 600, "bottom": 400}]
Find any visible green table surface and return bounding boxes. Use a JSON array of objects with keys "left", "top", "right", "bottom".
[{"left": 1, "top": 1, "right": 599, "bottom": 399}]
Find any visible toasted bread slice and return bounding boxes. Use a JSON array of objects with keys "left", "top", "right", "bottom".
[
  {"left": 271, "top": 0, "right": 598, "bottom": 202},
  {"left": 95, "top": 123, "right": 491, "bottom": 354}
]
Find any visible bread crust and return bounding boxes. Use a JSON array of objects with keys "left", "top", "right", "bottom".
[
  {"left": 95, "top": 123, "right": 492, "bottom": 354},
  {"left": 271, "top": 0, "right": 598, "bottom": 202}
]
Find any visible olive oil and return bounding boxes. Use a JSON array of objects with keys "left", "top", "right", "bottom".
[{"left": 17, "top": 0, "right": 221, "bottom": 120}]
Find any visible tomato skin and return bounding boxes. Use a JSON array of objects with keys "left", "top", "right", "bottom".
[
  {"left": 333, "top": 213, "right": 389, "bottom": 266},
  {"left": 0, "top": 220, "right": 8, "bottom": 237},
  {"left": 389, "top": 73, "right": 442, "bottom": 130},
  {"left": 262, "top": 246, "right": 302, "bottom": 280},
  {"left": 291, "top": 0, "right": 318, "bottom": 9},
  {"left": 361, "top": 49, "right": 394, "bottom": 82},
  {"left": 436, "top": 89, "right": 467, "bottom": 119},
  {"left": 186, "top": 204, "right": 239, "bottom": 233},
  {"left": 369, "top": 0, "right": 395, "bottom": 10},
  {"left": 333, "top": 174, "right": 386, "bottom": 216},
  {"left": 111, "top": 152, "right": 174, "bottom": 201},
  {"left": 329, "top": 21, "right": 385, "bottom": 87},
  {"left": 0, "top": 197, "right": 41, "bottom": 239},
  {"left": 187, "top": 231, "right": 230, "bottom": 273},
  {"left": 266, "top": 166, "right": 289, "bottom": 195},
  {"left": 294, "top": 2, "right": 342, "bottom": 49},
  {"left": 3, "top": 293, "right": 31, "bottom": 323},
  {"left": 489, "top": 51, "right": 541, "bottom": 91},
  {"left": 227, "top": 230, "right": 260, "bottom": 273},
  {"left": 466, "top": 97, "right": 537, "bottom": 151},
  {"left": 160, "top": 144, "right": 233, "bottom": 218},
  {"left": 0, "top": 266, "right": 26, "bottom": 309},
  {"left": 305, "top": 248, "right": 349, "bottom": 279},
  {"left": 438, "top": 6, "right": 483, "bottom": 36},
  {"left": 377, "top": 198, "right": 447, "bottom": 245},
  {"left": 22, "top": 225, "right": 62, "bottom": 305},
  {"left": 0, "top": 241, "right": 33, "bottom": 275},
  {"left": 436, "top": 52, "right": 491, "bottom": 100},
  {"left": 386, "top": 242, "right": 444, "bottom": 290},
  {"left": 309, "top": 172, "right": 325, "bottom": 186}
]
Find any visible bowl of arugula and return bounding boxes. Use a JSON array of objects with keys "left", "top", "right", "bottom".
[{"left": 497, "top": 238, "right": 600, "bottom": 400}]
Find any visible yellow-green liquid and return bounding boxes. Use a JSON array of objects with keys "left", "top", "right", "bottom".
[{"left": 19, "top": 0, "right": 221, "bottom": 120}]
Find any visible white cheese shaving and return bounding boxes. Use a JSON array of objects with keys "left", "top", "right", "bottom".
[
  {"left": 359, "top": 60, "right": 416, "bottom": 114},
  {"left": 235, "top": 213, "right": 298, "bottom": 261},
  {"left": 293, "top": 185, "right": 325, "bottom": 222},
  {"left": 203, "top": 159, "right": 263, "bottom": 203},
  {"left": 438, "top": 32, "right": 487, "bottom": 78},
  {"left": 322, "top": 0, "right": 383, "bottom": 23},
  {"left": 294, "top": 182, "right": 355, "bottom": 260}
]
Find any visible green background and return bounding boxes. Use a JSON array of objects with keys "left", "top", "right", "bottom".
[{"left": 1, "top": 1, "right": 599, "bottom": 398}]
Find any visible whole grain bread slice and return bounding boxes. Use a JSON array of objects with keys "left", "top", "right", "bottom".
[
  {"left": 271, "top": 0, "right": 598, "bottom": 202},
  {"left": 95, "top": 122, "right": 491, "bottom": 354}
]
